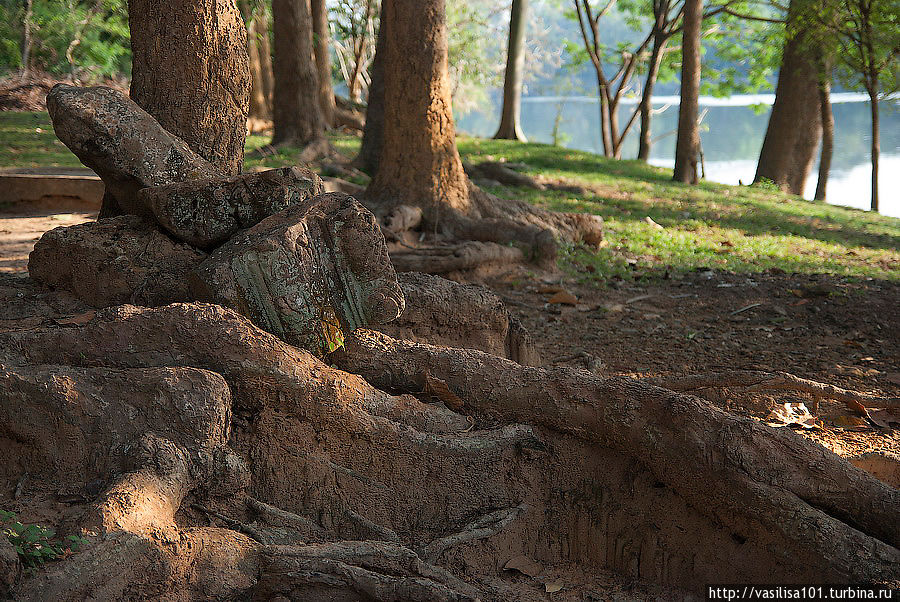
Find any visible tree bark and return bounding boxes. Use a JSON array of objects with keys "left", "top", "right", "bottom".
[
  {"left": 365, "top": 0, "right": 471, "bottom": 215},
  {"left": 272, "top": 0, "right": 326, "bottom": 147},
  {"left": 494, "top": 0, "right": 528, "bottom": 141},
  {"left": 673, "top": 0, "right": 702, "bottom": 184},
  {"left": 127, "top": 0, "right": 250, "bottom": 176},
  {"left": 754, "top": 0, "right": 821, "bottom": 194},
  {"left": 311, "top": 0, "right": 337, "bottom": 127},
  {"left": 814, "top": 76, "right": 833, "bottom": 201},
  {"left": 355, "top": 9, "right": 385, "bottom": 174},
  {"left": 868, "top": 87, "right": 879, "bottom": 212}
]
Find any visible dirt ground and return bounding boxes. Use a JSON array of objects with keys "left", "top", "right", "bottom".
[{"left": 0, "top": 203, "right": 897, "bottom": 599}]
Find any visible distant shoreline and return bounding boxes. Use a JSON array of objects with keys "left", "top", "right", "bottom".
[{"left": 521, "top": 92, "right": 900, "bottom": 107}]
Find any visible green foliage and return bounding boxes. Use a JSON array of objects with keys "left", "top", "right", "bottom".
[
  {"left": 0, "top": 510, "right": 88, "bottom": 574},
  {"left": 0, "top": 0, "right": 131, "bottom": 78}
]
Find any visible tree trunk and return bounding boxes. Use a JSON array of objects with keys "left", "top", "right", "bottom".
[
  {"left": 311, "top": 0, "right": 337, "bottom": 127},
  {"left": 869, "top": 88, "right": 879, "bottom": 212},
  {"left": 21, "top": 0, "right": 33, "bottom": 75},
  {"left": 814, "top": 76, "right": 833, "bottom": 201},
  {"left": 365, "top": 0, "right": 471, "bottom": 215},
  {"left": 754, "top": 0, "right": 821, "bottom": 194},
  {"left": 258, "top": 6, "right": 275, "bottom": 112},
  {"left": 494, "top": 0, "right": 528, "bottom": 141},
  {"left": 673, "top": 0, "right": 702, "bottom": 184},
  {"left": 598, "top": 83, "right": 613, "bottom": 157},
  {"left": 638, "top": 34, "right": 666, "bottom": 162},
  {"left": 355, "top": 8, "right": 386, "bottom": 174},
  {"left": 127, "top": 0, "right": 250, "bottom": 176},
  {"left": 242, "top": 1, "right": 273, "bottom": 121},
  {"left": 271, "top": 0, "right": 326, "bottom": 147}
]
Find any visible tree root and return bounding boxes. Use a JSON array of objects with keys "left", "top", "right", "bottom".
[
  {"left": 389, "top": 241, "right": 526, "bottom": 274},
  {"left": 334, "top": 330, "right": 900, "bottom": 583},
  {"left": 422, "top": 504, "right": 527, "bottom": 563},
  {"left": 644, "top": 370, "right": 900, "bottom": 416}
]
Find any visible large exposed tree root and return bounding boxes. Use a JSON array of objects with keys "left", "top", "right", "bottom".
[
  {"left": 334, "top": 330, "right": 900, "bottom": 583},
  {"left": 1, "top": 303, "right": 898, "bottom": 599},
  {"left": 645, "top": 370, "right": 900, "bottom": 415},
  {"left": 367, "top": 183, "right": 604, "bottom": 275}
]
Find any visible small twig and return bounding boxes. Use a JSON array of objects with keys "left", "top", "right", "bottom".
[
  {"left": 730, "top": 303, "right": 762, "bottom": 316},
  {"left": 192, "top": 502, "right": 268, "bottom": 543}
]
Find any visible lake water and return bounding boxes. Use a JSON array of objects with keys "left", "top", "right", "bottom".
[{"left": 457, "top": 94, "right": 900, "bottom": 218}]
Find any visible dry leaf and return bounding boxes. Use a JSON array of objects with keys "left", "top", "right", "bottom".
[
  {"left": 503, "top": 555, "right": 542, "bottom": 578},
  {"left": 548, "top": 291, "right": 578, "bottom": 305},
  {"left": 866, "top": 407, "right": 900, "bottom": 429},
  {"left": 644, "top": 216, "right": 664, "bottom": 229},
  {"left": 603, "top": 303, "right": 625, "bottom": 312},
  {"left": 54, "top": 311, "right": 96, "bottom": 326},
  {"left": 832, "top": 415, "right": 869, "bottom": 429},
  {"left": 537, "top": 285, "right": 564, "bottom": 294},
  {"left": 545, "top": 583, "right": 564, "bottom": 593},
  {"left": 766, "top": 403, "right": 818, "bottom": 429},
  {"left": 423, "top": 373, "right": 464, "bottom": 411}
]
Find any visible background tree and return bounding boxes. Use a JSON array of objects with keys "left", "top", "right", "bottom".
[
  {"left": 311, "top": 0, "right": 336, "bottom": 125},
  {"left": 754, "top": 0, "right": 822, "bottom": 195},
  {"left": 271, "top": 0, "right": 326, "bottom": 151},
  {"left": 672, "top": 0, "right": 701, "bottom": 183},
  {"left": 355, "top": 2, "right": 385, "bottom": 174},
  {"left": 330, "top": 0, "right": 377, "bottom": 103},
  {"left": 240, "top": 0, "right": 274, "bottom": 123},
  {"left": 816, "top": 0, "right": 898, "bottom": 211},
  {"left": 494, "top": 0, "right": 528, "bottom": 141}
]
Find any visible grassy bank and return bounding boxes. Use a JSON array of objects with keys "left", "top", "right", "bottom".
[{"left": 4, "top": 111, "right": 899, "bottom": 281}]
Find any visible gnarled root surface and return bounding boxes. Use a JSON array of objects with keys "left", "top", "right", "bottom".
[
  {"left": 370, "top": 183, "right": 604, "bottom": 276},
  {"left": 1, "top": 302, "right": 897, "bottom": 600}
]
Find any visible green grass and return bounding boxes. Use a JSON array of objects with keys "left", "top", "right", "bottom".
[{"left": 3, "top": 111, "right": 898, "bottom": 281}]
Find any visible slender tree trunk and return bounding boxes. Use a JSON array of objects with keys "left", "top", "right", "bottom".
[
  {"left": 814, "top": 76, "right": 833, "bottom": 201},
  {"left": 21, "top": 0, "right": 33, "bottom": 75},
  {"left": 868, "top": 88, "right": 879, "bottom": 212},
  {"left": 311, "top": 0, "right": 336, "bottom": 127},
  {"left": 673, "top": 0, "right": 702, "bottom": 184},
  {"left": 242, "top": 1, "right": 272, "bottom": 121},
  {"left": 356, "top": 7, "right": 386, "bottom": 174},
  {"left": 754, "top": 0, "right": 821, "bottom": 194},
  {"left": 272, "top": 0, "right": 326, "bottom": 147},
  {"left": 365, "top": 0, "right": 471, "bottom": 216},
  {"left": 609, "top": 96, "right": 622, "bottom": 159},
  {"left": 127, "top": 0, "right": 250, "bottom": 175},
  {"left": 598, "top": 83, "right": 613, "bottom": 157},
  {"left": 257, "top": 6, "right": 275, "bottom": 110},
  {"left": 494, "top": 0, "right": 528, "bottom": 141},
  {"left": 638, "top": 35, "right": 666, "bottom": 161}
]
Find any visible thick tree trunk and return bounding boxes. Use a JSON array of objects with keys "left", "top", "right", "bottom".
[
  {"left": 869, "top": 88, "right": 879, "bottom": 212},
  {"left": 673, "top": 0, "right": 702, "bottom": 184},
  {"left": 127, "top": 0, "right": 250, "bottom": 176},
  {"left": 365, "top": 0, "right": 471, "bottom": 215},
  {"left": 494, "top": 0, "right": 528, "bottom": 141},
  {"left": 271, "top": 0, "right": 326, "bottom": 147},
  {"left": 258, "top": 6, "right": 275, "bottom": 112},
  {"left": 754, "top": 0, "right": 821, "bottom": 194},
  {"left": 814, "top": 77, "right": 833, "bottom": 201},
  {"left": 355, "top": 10, "right": 385, "bottom": 174},
  {"left": 638, "top": 35, "right": 666, "bottom": 162},
  {"left": 311, "top": 0, "right": 337, "bottom": 127}
]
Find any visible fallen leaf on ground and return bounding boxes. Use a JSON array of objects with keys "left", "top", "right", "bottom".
[
  {"left": 504, "top": 555, "right": 543, "bottom": 578},
  {"left": 644, "top": 216, "right": 664, "bottom": 229},
  {"left": 545, "top": 583, "right": 564, "bottom": 593},
  {"left": 423, "top": 373, "right": 464, "bottom": 411},
  {"left": 548, "top": 290, "right": 578, "bottom": 305},
  {"left": 766, "top": 403, "right": 818, "bottom": 429},
  {"left": 537, "top": 285, "right": 564, "bottom": 294},
  {"left": 832, "top": 415, "right": 869, "bottom": 429}
]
